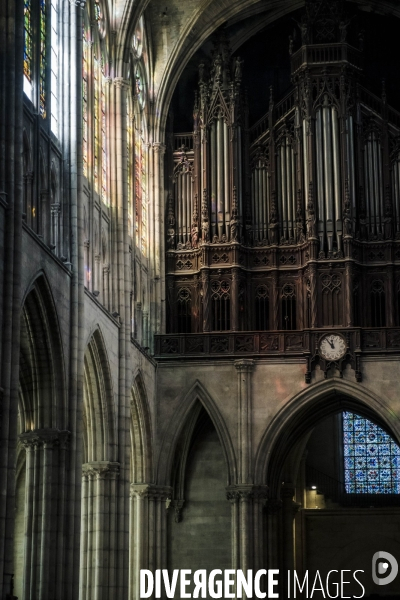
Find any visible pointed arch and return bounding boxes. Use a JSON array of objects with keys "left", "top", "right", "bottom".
[
  {"left": 83, "top": 327, "right": 117, "bottom": 462},
  {"left": 254, "top": 378, "right": 400, "bottom": 498},
  {"left": 19, "top": 272, "right": 66, "bottom": 432},
  {"left": 156, "top": 380, "right": 237, "bottom": 485},
  {"left": 130, "top": 370, "right": 153, "bottom": 483}
]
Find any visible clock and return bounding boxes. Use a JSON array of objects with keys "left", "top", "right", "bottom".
[{"left": 319, "top": 333, "right": 347, "bottom": 361}]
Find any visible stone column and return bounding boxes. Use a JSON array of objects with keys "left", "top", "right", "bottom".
[
  {"left": 19, "top": 429, "right": 70, "bottom": 600},
  {"left": 234, "top": 359, "right": 255, "bottom": 484},
  {"left": 103, "top": 265, "right": 110, "bottom": 311},
  {"left": 51, "top": 202, "right": 61, "bottom": 255},
  {"left": 281, "top": 485, "right": 301, "bottom": 591},
  {"left": 80, "top": 461, "right": 120, "bottom": 600},
  {"left": 129, "top": 484, "right": 172, "bottom": 600},
  {"left": 265, "top": 499, "right": 282, "bottom": 575},
  {"left": 226, "top": 485, "right": 269, "bottom": 590},
  {"left": 94, "top": 253, "right": 101, "bottom": 296}
]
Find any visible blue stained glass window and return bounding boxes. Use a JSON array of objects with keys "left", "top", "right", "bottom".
[{"left": 343, "top": 411, "right": 400, "bottom": 493}]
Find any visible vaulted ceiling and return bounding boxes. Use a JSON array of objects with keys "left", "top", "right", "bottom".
[{"left": 108, "top": 0, "right": 400, "bottom": 138}]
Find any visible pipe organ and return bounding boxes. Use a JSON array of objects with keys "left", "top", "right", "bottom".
[{"left": 165, "top": 0, "right": 400, "bottom": 338}]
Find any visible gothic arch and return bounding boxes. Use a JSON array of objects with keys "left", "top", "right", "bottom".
[
  {"left": 156, "top": 380, "right": 237, "bottom": 485},
  {"left": 19, "top": 272, "right": 66, "bottom": 432},
  {"left": 254, "top": 377, "right": 400, "bottom": 498},
  {"left": 130, "top": 370, "right": 153, "bottom": 483},
  {"left": 83, "top": 327, "right": 117, "bottom": 462}
]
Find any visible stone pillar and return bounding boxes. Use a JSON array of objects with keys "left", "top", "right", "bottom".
[
  {"left": 80, "top": 461, "right": 120, "bottom": 600},
  {"left": 51, "top": 202, "right": 61, "bottom": 254},
  {"left": 19, "top": 429, "right": 70, "bottom": 600},
  {"left": 234, "top": 359, "right": 255, "bottom": 484},
  {"left": 265, "top": 499, "right": 283, "bottom": 579},
  {"left": 40, "top": 190, "right": 51, "bottom": 244},
  {"left": 281, "top": 485, "right": 301, "bottom": 592},
  {"left": 103, "top": 265, "right": 110, "bottom": 311},
  {"left": 94, "top": 253, "right": 101, "bottom": 296},
  {"left": 84, "top": 239, "right": 90, "bottom": 288},
  {"left": 129, "top": 484, "right": 172, "bottom": 600},
  {"left": 226, "top": 485, "right": 269, "bottom": 587}
]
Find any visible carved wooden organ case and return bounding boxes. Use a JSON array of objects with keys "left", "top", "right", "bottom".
[{"left": 163, "top": 0, "right": 400, "bottom": 370}]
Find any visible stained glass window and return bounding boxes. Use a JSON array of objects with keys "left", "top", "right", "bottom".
[
  {"left": 101, "top": 81, "right": 108, "bottom": 204},
  {"left": 39, "top": 0, "right": 46, "bottom": 118},
  {"left": 24, "top": 0, "right": 33, "bottom": 97},
  {"left": 93, "top": 57, "right": 100, "bottom": 193},
  {"left": 343, "top": 411, "right": 400, "bottom": 493},
  {"left": 50, "top": 0, "right": 59, "bottom": 134},
  {"left": 127, "top": 98, "right": 133, "bottom": 237},
  {"left": 82, "top": 26, "right": 89, "bottom": 177},
  {"left": 134, "top": 128, "right": 147, "bottom": 256}
]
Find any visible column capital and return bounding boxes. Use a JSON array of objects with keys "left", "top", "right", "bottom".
[
  {"left": 130, "top": 483, "right": 172, "bottom": 501},
  {"left": 226, "top": 484, "right": 268, "bottom": 503},
  {"left": 234, "top": 359, "right": 255, "bottom": 373},
  {"left": 19, "top": 429, "right": 70, "bottom": 449},
  {"left": 82, "top": 461, "right": 120, "bottom": 479},
  {"left": 113, "top": 77, "right": 130, "bottom": 89},
  {"left": 153, "top": 142, "right": 166, "bottom": 155}
]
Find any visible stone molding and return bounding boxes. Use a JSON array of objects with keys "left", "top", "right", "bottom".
[
  {"left": 82, "top": 461, "right": 120, "bottom": 479},
  {"left": 19, "top": 429, "right": 70, "bottom": 450}
]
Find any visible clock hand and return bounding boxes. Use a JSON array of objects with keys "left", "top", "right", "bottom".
[{"left": 328, "top": 338, "right": 335, "bottom": 349}]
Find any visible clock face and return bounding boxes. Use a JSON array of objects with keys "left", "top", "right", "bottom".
[{"left": 319, "top": 334, "right": 346, "bottom": 361}]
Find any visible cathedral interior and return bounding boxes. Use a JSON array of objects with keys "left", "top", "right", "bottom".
[{"left": 2, "top": 0, "right": 400, "bottom": 598}]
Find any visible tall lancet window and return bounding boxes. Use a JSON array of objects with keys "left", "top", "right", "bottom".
[
  {"left": 130, "top": 15, "right": 148, "bottom": 258},
  {"left": 82, "top": 0, "right": 110, "bottom": 205},
  {"left": 24, "top": 0, "right": 34, "bottom": 98},
  {"left": 82, "top": 24, "right": 89, "bottom": 178},
  {"left": 39, "top": 0, "right": 46, "bottom": 117},
  {"left": 343, "top": 412, "right": 400, "bottom": 494},
  {"left": 23, "top": 0, "right": 60, "bottom": 134},
  {"left": 50, "top": 0, "right": 60, "bottom": 134}
]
